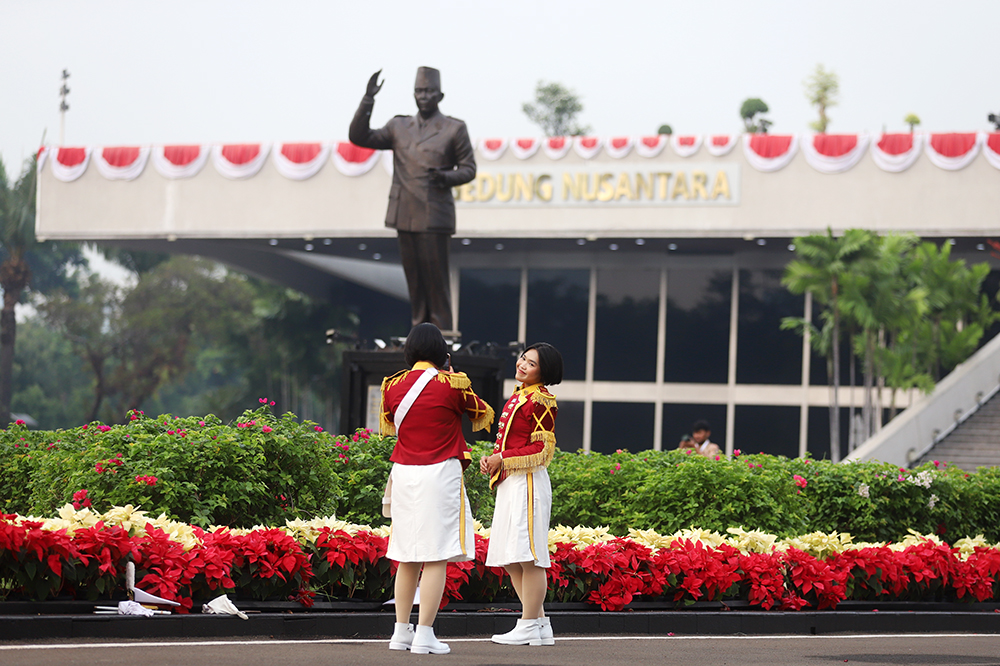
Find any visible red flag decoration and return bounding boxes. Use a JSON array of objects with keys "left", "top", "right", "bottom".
[
  {"left": 802, "top": 134, "right": 869, "bottom": 174},
  {"left": 742, "top": 134, "right": 798, "bottom": 172},
  {"left": 870, "top": 133, "right": 922, "bottom": 172},
  {"left": 705, "top": 135, "right": 736, "bottom": 157},
  {"left": 634, "top": 135, "right": 667, "bottom": 158},
  {"left": 51, "top": 146, "right": 91, "bottom": 182},
  {"left": 670, "top": 135, "right": 702, "bottom": 158},
  {"left": 273, "top": 142, "right": 330, "bottom": 180},
  {"left": 212, "top": 144, "right": 270, "bottom": 179},
  {"left": 510, "top": 137, "right": 540, "bottom": 159},
  {"left": 478, "top": 138, "right": 508, "bottom": 161},
  {"left": 984, "top": 133, "right": 1000, "bottom": 170},
  {"left": 542, "top": 136, "right": 572, "bottom": 160},
  {"left": 331, "top": 142, "right": 380, "bottom": 177},
  {"left": 605, "top": 136, "right": 633, "bottom": 159},
  {"left": 36, "top": 146, "right": 48, "bottom": 172},
  {"left": 152, "top": 145, "right": 209, "bottom": 179},
  {"left": 93, "top": 146, "right": 150, "bottom": 181},
  {"left": 925, "top": 132, "right": 982, "bottom": 170},
  {"left": 573, "top": 136, "right": 602, "bottom": 159}
]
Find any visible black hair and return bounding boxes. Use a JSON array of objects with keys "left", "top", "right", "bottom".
[
  {"left": 524, "top": 342, "right": 563, "bottom": 386},
  {"left": 403, "top": 323, "right": 449, "bottom": 368},
  {"left": 692, "top": 420, "right": 712, "bottom": 433}
]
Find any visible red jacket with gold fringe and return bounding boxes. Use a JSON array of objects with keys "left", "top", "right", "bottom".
[
  {"left": 380, "top": 361, "right": 495, "bottom": 469},
  {"left": 489, "top": 383, "right": 557, "bottom": 489}
]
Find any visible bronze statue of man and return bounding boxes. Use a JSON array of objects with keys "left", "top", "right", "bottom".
[{"left": 349, "top": 67, "right": 476, "bottom": 334}]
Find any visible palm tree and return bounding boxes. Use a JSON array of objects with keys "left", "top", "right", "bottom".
[{"left": 782, "top": 229, "right": 875, "bottom": 461}]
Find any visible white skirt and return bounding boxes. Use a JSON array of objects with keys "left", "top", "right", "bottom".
[
  {"left": 485, "top": 469, "right": 551, "bottom": 568},
  {"left": 386, "top": 458, "right": 475, "bottom": 563}
]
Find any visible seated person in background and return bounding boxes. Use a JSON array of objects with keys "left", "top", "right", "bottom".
[{"left": 678, "top": 420, "right": 720, "bottom": 458}]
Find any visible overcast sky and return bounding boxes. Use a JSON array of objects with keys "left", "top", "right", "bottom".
[{"left": 2, "top": 0, "right": 998, "bottom": 175}]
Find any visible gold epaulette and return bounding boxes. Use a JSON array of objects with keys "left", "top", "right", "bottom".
[
  {"left": 379, "top": 370, "right": 408, "bottom": 436},
  {"left": 503, "top": 431, "right": 556, "bottom": 472},
  {"left": 436, "top": 370, "right": 471, "bottom": 390},
  {"left": 471, "top": 402, "right": 496, "bottom": 432},
  {"left": 531, "top": 388, "right": 557, "bottom": 410}
]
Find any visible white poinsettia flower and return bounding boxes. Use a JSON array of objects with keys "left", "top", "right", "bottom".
[{"left": 100, "top": 505, "right": 149, "bottom": 535}]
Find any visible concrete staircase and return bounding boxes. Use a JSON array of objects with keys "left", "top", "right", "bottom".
[{"left": 915, "top": 390, "right": 1000, "bottom": 472}]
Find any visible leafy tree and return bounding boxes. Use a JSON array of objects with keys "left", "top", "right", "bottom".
[
  {"left": 10, "top": 319, "right": 92, "bottom": 428},
  {"left": 657, "top": 124, "right": 673, "bottom": 135},
  {"left": 904, "top": 113, "right": 921, "bottom": 133},
  {"left": 804, "top": 64, "right": 839, "bottom": 133},
  {"left": 0, "top": 154, "right": 85, "bottom": 423},
  {"left": 781, "top": 229, "right": 876, "bottom": 461},
  {"left": 522, "top": 81, "right": 590, "bottom": 136},
  {"left": 740, "top": 98, "right": 771, "bottom": 133}
]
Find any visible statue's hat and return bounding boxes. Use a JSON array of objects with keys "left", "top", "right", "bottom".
[{"left": 415, "top": 66, "right": 441, "bottom": 90}]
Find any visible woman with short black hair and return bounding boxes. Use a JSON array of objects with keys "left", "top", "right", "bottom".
[
  {"left": 481, "top": 342, "right": 563, "bottom": 647},
  {"left": 381, "top": 323, "right": 494, "bottom": 655}
]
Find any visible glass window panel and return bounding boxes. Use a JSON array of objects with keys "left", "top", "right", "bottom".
[
  {"left": 807, "top": 406, "right": 851, "bottom": 462},
  {"left": 736, "top": 269, "right": 803, "bottom": 385},
  {"left": 591, "top": 402, "right": 655, "bottom": 453},
  {"left": 459, "top": 268, "right": 520, "bottom": 377},
  {"left": 734, "top": 405, "right": 799, "bottom": 458},
  {"left": 554, "top": 400, "right": 584, "bottom": 453},
  {"left": 664, "top": 270, "right": 732, "bottom": 384},
  {"left": 526, "top": 269, "right": 589, "bottom": 381},
  {"left": 661, "top": 403, "right": 727, "bottom": 452},
  {"left": 594, "top": 270, "right": 659, "bottom": 382}
]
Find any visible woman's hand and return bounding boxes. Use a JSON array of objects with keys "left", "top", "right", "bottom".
[{"left": 480, "top": 453, "right": 502, "bottom": 477}]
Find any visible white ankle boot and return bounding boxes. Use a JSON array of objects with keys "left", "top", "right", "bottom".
[
  {"left": 411, "top": 624, "right": 450, "bottom": 655},
  {"left": 491, "top": 618, "right": 543, "bottom": 646},
  {"left": 539, "top": 616, "right": 555, "bottom": 646},
  {"left": 389, "top": 622, "right": 414, "bottom": 651}
]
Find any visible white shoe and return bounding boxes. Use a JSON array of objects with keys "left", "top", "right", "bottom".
[
  {"left": 389, "top": 622, "right": 414, "bottom": 651},
  {"left": 411, "top": 624, "right": 450, "bottom": 655},
  {"left": 491, "top": 618, "right": 543, "bottom": 646},
  {"left": 539, "top": 616, "right": 555, "bottom": 646}
]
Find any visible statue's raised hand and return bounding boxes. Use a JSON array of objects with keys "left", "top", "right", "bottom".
[{"left": 366, "top": 70, "right": 384, "bottom": 98}]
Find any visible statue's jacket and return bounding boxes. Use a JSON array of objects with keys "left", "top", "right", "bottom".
[{"left": 350, "top": 97, "right": 476, "bottom": 234}]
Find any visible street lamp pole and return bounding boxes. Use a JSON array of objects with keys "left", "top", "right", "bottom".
[{"left": 59, "top": 69, "right": 70, "bottom": 146}]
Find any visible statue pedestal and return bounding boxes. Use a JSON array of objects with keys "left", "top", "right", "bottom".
[{"left": 340, "top": 350, "right": 506, "bottom": 443}]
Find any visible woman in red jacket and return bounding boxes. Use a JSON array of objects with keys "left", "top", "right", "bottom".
[
  {"left": 480, "top": 342, "right": 563, "bottom": 647},
  {"left": 380, "top": 323, "right": 495, "bottom": 655}
]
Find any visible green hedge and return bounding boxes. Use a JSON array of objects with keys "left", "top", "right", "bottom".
[{"left": 3, "top": 412, "right": 999, "bottom": 542}]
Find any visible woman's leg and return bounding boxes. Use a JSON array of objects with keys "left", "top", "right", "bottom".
[
  {"left": 504, "top": 562, "right": 523, "bottom": 602},
  {"left": 394, "top": 561, "right": 421, "bottom": 624},
  {"left": 417, "top": 560, "right": 448, "bottom": 627},
  {"left": 518, "top": 560, "right": 548, "bottom": 620}
]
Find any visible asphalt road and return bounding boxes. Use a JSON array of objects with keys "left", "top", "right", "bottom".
[{"left": 2, "top": 634, "right": 1000, "bottom": 666}]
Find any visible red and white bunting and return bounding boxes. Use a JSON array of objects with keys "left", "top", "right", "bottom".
[
  {"left": 542, "top": 136, "right": 572, "bottom": 160},
  {"left": 51, "top": 147, "right": 91, "bottom": 182},
  {"left": 573, "top": 136, "right": 602, "bottom": 159},
  {"left": 93, "top": 146, "right": 150, "bottom": 181},
  {"left": 331, "top": 142, "right": 380, "bottom": 177},
  {"left": 273, "top": 142, "right": 330, "bottom": 180},
  {"left": 869, "top": 133, "right": 922, "bottom": 173},
  {"left": 152, "top": 145, "right": 209, "bottom": 179},
  {"left": 478, "top": 138, "right": 508, "bottom": 161},
  {"left": 802, "top": 134, "right": 870, "bottom": 174},
  {"left": 742, "top": 134, "right": 798, "bottom": 172},
  {"left": 605, "top": 136, "right": 633, "bottom": 159},
  {"left": 925, "top": 132, "right": 982, "bottom": 171},
  {"left": 37, "top": 146, "right": 48, "bottom": 172},
  {"left": 705, "top": 135, "right": 736, "bottom": 157},
  {"left": 212, "top": 144, "right": 270, "bottom": 180},
  {"left": 510, "top": 137, "right": 540, "bottom": 160},
  {"left": 983, "top": 133, "right": 1000, "bottom": 170},
  {"left": 670, "top": 135, "right": 702, "bottom": 158},
  {"left": 634, "top": 135, "right": 667, "bottom": 158}
]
